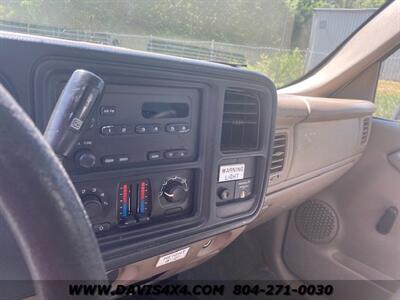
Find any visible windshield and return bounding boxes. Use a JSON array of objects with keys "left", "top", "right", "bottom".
[{"left": 0, "top": 0, "right": 388, "bottom": 87}]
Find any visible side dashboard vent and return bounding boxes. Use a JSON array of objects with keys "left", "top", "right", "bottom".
[
  {"left": 361, "top": 117, "right": 371, "bottom": 145},
  {"left": 270, "top": 133, "right": 287, "bottom": 174},
  {"left": 221, "top": 90, "right": 260, "bottom": 153}
]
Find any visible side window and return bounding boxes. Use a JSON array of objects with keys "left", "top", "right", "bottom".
[{"left": 374, "top": 49, "right": 400, "bottom": 120}]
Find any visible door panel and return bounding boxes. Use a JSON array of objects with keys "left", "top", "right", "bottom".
[{"left": 283, "top": 118, "right": 400, "bottom": 299}]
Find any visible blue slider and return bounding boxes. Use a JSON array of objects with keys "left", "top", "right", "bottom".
[
  {"left": 140, "top": 201, "right": 145, "bottom": 214},
  {"left": 122, "top": 203, "right": 128, "bottom": 218}
]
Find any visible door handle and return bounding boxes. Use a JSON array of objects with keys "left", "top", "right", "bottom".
[
  {"left": 388, "top": 151, "right": 400, "bottom": 173},
  {"left": 376, "top": 206, "right": 398, "bottom": 235}
]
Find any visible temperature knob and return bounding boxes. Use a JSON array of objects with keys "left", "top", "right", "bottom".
[{"left": 160, "top": 177, "right": 189, "bottom": 203}]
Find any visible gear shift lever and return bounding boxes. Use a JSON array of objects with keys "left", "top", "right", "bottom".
[{"left": 44, "top": 69, "right": 104, "bottom": 159}]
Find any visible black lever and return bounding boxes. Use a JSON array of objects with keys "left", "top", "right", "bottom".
[{"left": 44, "top": 69, "right": 104, "bottom": 158}]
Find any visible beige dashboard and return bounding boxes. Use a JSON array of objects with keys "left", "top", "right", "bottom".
[{"left": 251, "top": 94, "right": 376, "bottom": 228}]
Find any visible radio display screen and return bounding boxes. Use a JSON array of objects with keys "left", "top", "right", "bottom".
[{"left": 142, "top": 102, "right": 189, "bottom": 119}]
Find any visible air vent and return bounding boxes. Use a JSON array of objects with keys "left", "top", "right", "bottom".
[
  {"left": 361, "top": 117, "right": 371, "bottom": 145},
  {"left": 221, "top": 90, "right": 260, "bottom": 153},
  {"left": 270, "top": 133, "right": 287, "bottom": 174}
]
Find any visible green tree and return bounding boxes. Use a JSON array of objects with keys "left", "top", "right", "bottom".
[
  {"left": 247, "top": 48, "right": 305, "bottom": 87},
  {"left": 0, "top": 0, "right": 292, "bottom": 47},
  {"left": 124, "top": 0, "right": 291, "bottom": 46},
  {"left": 0, "top": 0, "right": 131, "bottom": 31}
]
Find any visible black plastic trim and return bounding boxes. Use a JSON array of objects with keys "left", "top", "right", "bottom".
[{"left": 0, "top": 32, "right": 277, "bottom": 273}]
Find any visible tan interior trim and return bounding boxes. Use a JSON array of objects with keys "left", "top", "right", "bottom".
[
  {"left": 261, "top": 93, "right": 375, "bottom": 225},
  {"left": 277, "top": 94, "right": 375, "bottom": 126},
  {"left": 332, "top": 62, "right": 381, "bottom": 101},
  {"left": 267, "top": 154, "right": 362, "bottom": 195},
  {"left": 253, "top": 160, "right": 357, "bottom": 227},
  {"left": 276, "top": 94, "right": 308, "bottom": 127},
  {"left": 300, "top": 96, "right": 376, "bottom": 122}
]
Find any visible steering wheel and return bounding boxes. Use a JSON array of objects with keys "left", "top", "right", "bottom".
[{"left": 0, "top": 85, "right": 107, "bottom": 298}]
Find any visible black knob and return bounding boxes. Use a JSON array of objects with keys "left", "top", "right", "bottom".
[
  {"left": 82, "top": 195, "right": 103, "bottom": 220},
  {"left": 76, "top": 150, "right": 96, "bottom": 169},
  {"left": 162, "top": 180, "right": 188, "bottom": 203}
]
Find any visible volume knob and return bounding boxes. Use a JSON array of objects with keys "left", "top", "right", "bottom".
[{"left": 76, "top": 150, "right": 96, "bottom": 169}]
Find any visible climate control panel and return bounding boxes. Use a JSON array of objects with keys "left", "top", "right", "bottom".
[{"left": 74, "top": 169, "right": 194, "bottom": 234}]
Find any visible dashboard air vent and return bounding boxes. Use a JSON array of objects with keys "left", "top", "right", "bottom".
[
  {"left": 221, "top": 90, "right": 260, "bottom": 153},
  {"left": 361, "top": 117, "right": 371, "bottom": 145},
  {"left": 270, "top": 133, "right": 287, "bottom": 174}
]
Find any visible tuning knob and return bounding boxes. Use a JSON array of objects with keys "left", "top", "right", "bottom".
[
  {"left": 82, "top": 194, "right": 103, "bottom": 220},
  {"left": 76, "top": 150, "right": 96, "bottom": 169},
  {"left": 161, "top": 177, "right": 189, "bottom": 203}
]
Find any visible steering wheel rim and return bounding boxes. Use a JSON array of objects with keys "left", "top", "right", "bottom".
[{"left": 0, "top": 84, "right": 107, "bottom": 298}]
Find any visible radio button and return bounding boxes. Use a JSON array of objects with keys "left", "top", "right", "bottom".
[
  {"left": 151, "top": 124, "right": 161, "bottom": 133},
  {"left": 135, "top": 124, "right": 161, "bottom": 134},
  {"left": 165, "top": 152, "right": 174, "bottom": 159},
  {"left": 135, "top": 125, "right": 147, "bottom": 133},
  {"left": 148, "top": 151, "right": 162, "bottom": 160},
  {"left": 118, "top": 125, "right": 131, "bottom": 135},
  {"left": 101, "top": 125, "right": 131, "bottom": 136},
  {"left": 178, "top": 124, "right": 190, "bottom": 133},
  {"left": 101, "top": 125, "right": 116, "bottom": 135},
  {"left": 117, "top": 156, "right": 129, "bottom": 163},
  {"left": 166, "top": 123, "right": 190, "bottom": 133},
  {"left": 164, "top": 149, "right": 188, "bottom": 159},
  {"left": 176, "top": 150, "right": 188, "bottom": 158},
  {"left": 102, "top": 156, "right": 116, "bottom": 165},
  {"left": 166, "top": 124, "right": 177, "bottom": 133},
  {"left": 100, "top": 106, "right": 116, "bottom": 115}
]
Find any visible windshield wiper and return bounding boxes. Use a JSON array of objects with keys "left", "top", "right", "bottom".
[{"left": 210, "top": 60, "right": 247, "bottom": 68}]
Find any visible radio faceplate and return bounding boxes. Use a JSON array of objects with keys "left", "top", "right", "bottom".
[
  {"left": 29, "top": 52, "right": 276, "bottom": 269},
  {"left": 63, "top": 85, "right": 200, "bottom": 173}
]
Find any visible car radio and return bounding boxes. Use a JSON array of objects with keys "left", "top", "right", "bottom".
[{"left": 62, "top": 85, "right": 201, "bottom": 174}]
